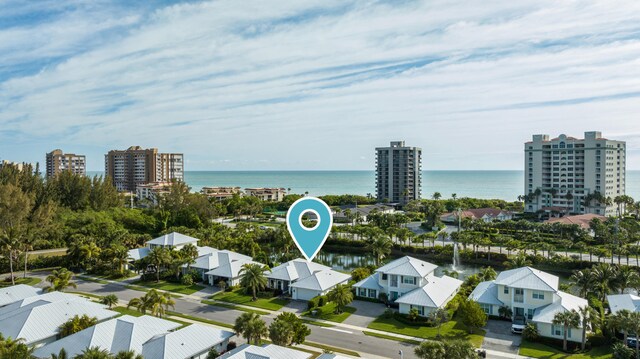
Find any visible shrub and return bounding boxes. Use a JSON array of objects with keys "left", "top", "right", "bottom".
[
  {"left": 317, "top": 295, "right": 326, "bottom": 307},
  {"left": 226, "top": 341, "right": 237, "bottom": 351},
  {"left": 181, "top": 275, "right": 194, "bottom": 286},
  {"left": 587, "top": 333, "right": 608, "bottom": 347},
  {"left": 612, "top": 342, "right": 634, "bottom": 359},
  {"left": 308, "top": 296, "right": 320, "bottom": 310},
  {"left": 522, "top": 323, "right": 539, "bottom": 341},
  {"left": 382, "top": 309, "right": 395, "bottom": 319}
]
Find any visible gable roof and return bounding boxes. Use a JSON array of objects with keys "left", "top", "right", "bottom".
[
  {"left": 290, "top": 270, "right": 351, "bottom": 292},
  {"left": 219, "top": 344, "right": 311, "bottom": 359},
  {"left": 494, "top": 267, "right": 559, "bottom": 292},
  {"left": 0, "top": 293, "right": 117, "bottom": 345},
  {"left": 608, "top": 294, "right": 640, "bottom": 314},
  {"left": 532, "top": 291, "right": 587, "bottom": 324},
  {"left": 395, "top": 275, "right": 463, "bottom": 308},
  {"left": 468, "top": 280, "right": 503, "bottom": 306},
  {"left": 128, "top": 247, "right": 150, "bottom": 261},
  {"left": 441, "top": 208, "right": 512, "bottom": 221},
  {"left": 267, "top": 259, "right": 331, "bottom": 282},
  {"left": 141, "top": 324, "right": 234, "bottom": 359},
  {"left": 0, "top": 285, "right": 42, "bottom": 307},
  {"left": 353, "top": 272, "right": 383, "bottom": 291},
  {"left": 33, "top": 315, "right": 180, "bottom": 358},
  {"left": 146, "top": 232, "right": 199, "bottom": 247},
  {"left": 546, "top": 214, "right": 607, "bottom": 230},
  {"left": 375, "top": 256, "right": 437, "bottom": 278}
]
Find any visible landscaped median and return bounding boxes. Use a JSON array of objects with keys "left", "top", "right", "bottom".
[
  {"left": 212, "top": 288, "right": 290, "bottom": 311},
  {"left": 519, "top": 340, "right": 613, "bottom": 359},
  {"left": 367, "top": 314, "right": 485, "bottom": 348},
  {"left": 130, "top": 279, "right": 204, "bottom": 295}
]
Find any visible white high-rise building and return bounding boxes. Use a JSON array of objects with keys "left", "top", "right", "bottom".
[
  {"left": 375, "top": 141, "right": 422, "bottom": 205},
  {"left": 524, "top": 131, "right": 626, "bottom": 216}
]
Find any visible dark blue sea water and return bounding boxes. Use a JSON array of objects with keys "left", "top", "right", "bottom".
[{"left": 86, "top": 170, "right": 640, "bottom": 201}]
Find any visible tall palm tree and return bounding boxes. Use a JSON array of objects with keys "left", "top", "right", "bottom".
[
  {"left": 578, "top": 305, "right": 597, "bottom": 351},
  {"left": 234, "top": 312, "right": 267, "bottom": 345},
  {"left": 75, "top": 346, "right": 113, "bottom": 359},
  {"left": 45, "top": 268, "right": 77, "bottom": 292},
  {"left": 79, "top": 241, "right": 102, "bottom": 271},
  {"left": 179, "top": 243, "right": 199, "bottom": 270},
  {"left": 100, "top": 294, "right": 119, "bottom": 309},
  {"left": 127, "top": 290, "right": 174, "bottom": 318},
  {"left": 615, "top": 266, "right": 639, "bottom": 294},
  {"left": 552, "top": 310, "right": 580, "bottom": 352},
  {"left": 608, "top": 309, "right": 632, "bottom": 343},
  {"left": 590, "top": 263, "right": 617, "bottom": 302},
  {"left": 569, "top": 269, "right": 592, "bottom": 298},
  {"left": 628, "top": 312, "right": 640, "bottom": 358},
  {"left": 146, "top": 247, "right": 172, "bottom": 282},
  {"left": 368, "top": 235, "right": 392, "bottom": 266},
  {"left": 50, "top": 348, "right": 68, "bottom": 359},
  {"left": 239, "top": 263, "right": 268, "bottom": 301},
  {"left": 327, "top": 284, "right": 353, "bottom": 314}
]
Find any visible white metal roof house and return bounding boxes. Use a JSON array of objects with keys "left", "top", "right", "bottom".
[
  {"left": 141, "top": 324, "right": 234, "bottom": 359},
  {"left": 0, "top": 284, "right": 42, "bottom": 307},
  {"left": 126, "top": 232, "right": 214, "bottom": 263},
  {"left": 395, "top": 274, "right": 463, "bottom": 317},
  {"left": 607, "top": 294, "right": 640, "bottom": 314},
  {"left": 353, "top": 256, "right": 438, "bottom": 302},
  {"left": 219, "top": 343, "right": 312, "bottom": 359},
  {"left": 0, "top": 291, "right": 118, "bottom": 347},
  {"left": 266, "top": 259, "right": 350, "bottom": 301},
  {"left": 33, "top": 315, "right": 181, "bottom": 358},
  {"left": 468, "top": 267, "right": 588, "bottom": 343},
  {"left": 181, "top": 249, "right": 260, "bottom": 286}
]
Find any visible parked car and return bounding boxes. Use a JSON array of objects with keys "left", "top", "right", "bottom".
[
  {"left": 511, "top": 316, "right": 526, "bottom": 334},
  {"left": 627, "top": 337, "right": 638, "bottom": 348}
]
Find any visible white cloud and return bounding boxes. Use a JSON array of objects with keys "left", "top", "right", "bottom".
[{"left": 1, "top": 0, "right": 640, "bottom": 170}]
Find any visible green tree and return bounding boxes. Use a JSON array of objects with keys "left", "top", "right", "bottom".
[
  {"left": 609, "top": 309, "right": 632, "bottom": 344},
  {"left": 100, "top": 294, "right": 119, "bottom": 309},
  {"left": 234, "top": 312, "right": 267, "bottom": 345},
  {"left": 552, "top": 310, "right": 580, "bottom": 352},
  {"left": 327, "top": 284, "right": 353, "bottom": 314},
  {"left": 127, "top": 289, "right": 174, "bottom": 318},
  {"left": 146, "top": 247, "right": 172, "bottom": 282},
  {"left": 114, "top": 350, "right": 143, "bottom": 359},
  {"left": 50, "top": 348, "right": 68, "bottom": 359},
  {"left": 268, "top": 319, "right": 293, "bottom": 346},
  {"left": 478, "top": 266, "right": 497, "bottom": 281},
  {"left": 414, "top": 340, "right": 446, "bottom": 359},
  {"left": 351, "top": 267, "right": 371, "bottom": 282},
  {"left": 75, "top": 346, "right": 113, "bottom": 359},
  {"left": 239, "top": 263, "right": 268, "bottom": 301},
  {"left": 0, "top": 334, "right": 34, "bottom": 359},
  {"left": 429, "top": 308, "right": 449, "bottom": 338},
  {"left": 45, "top": 268, "right": 77, "bottom": 292},
  {"left": 0, "top": 183, "right": 32, "bottom": 285},
  {"left": 442, "top": 339, "right": 478, "bottom": 359},
  {"left": 59, "top": 314, "right": 98, "bottom": 338},
  {"left": 458, "top": 299, "right": 487, "bottom": 334},
  {"left": 367, "top": 235, "right": 392, "bottom": 266},
  {"left": 629, "top": 312, "right": 640, "bottom": 358},
  {"left": 578, "top": 305, "right": 597, "bottom": 352},
  {"left": 275, "top": 312, "right": 310, "bottom": 345}
]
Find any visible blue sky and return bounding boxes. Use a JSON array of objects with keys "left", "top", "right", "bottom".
[{"left": 1, "top": 0, "right": 640, "bottom": 171}]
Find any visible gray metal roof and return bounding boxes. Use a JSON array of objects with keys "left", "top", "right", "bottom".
[
  {"left": 353, "top": 272, "right": 383, "bottom": 291},
  {"left": 494, "top": 266, "right": 558, "bottom": 292},
  {"left": 219, "top": 344, "right": 312, "bottom": 359},
  {"left": 375, "top": 256, "right": 437, "bottom": 278},
  {"left": 290, "top": 270, "right": 351, "bottom": 291},
  {"left": 395, "top": 275, "right": 462, "bottom": 308},
  {"left": 0, "top": 284, "right": 42, "bottom": 307},
  {"left": 146, "top": 232, "right": 199, "bottom": 247},
  {"left": 266, "top": 259, "right": 330, "bottom": 282},
  {"left": 141, "top": 324, "right": 234, "bottom": 359},
  {"left": 608, "top": 294, "right": 640, "bottom": 314},
  {"left": 468, "top": 280, "right": 503, "bottom": 306}
]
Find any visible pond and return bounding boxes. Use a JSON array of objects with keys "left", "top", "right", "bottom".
[{"left": 316, "top": 251, "right": 483, "bottom": 279}]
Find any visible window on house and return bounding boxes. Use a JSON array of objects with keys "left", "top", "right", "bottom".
[
  {"left": 527, "top": 309, "right": 534, "bottom": 320},
  {"left": 503, "top": 287, "right": 509, "bottom": 294},
  {"left": 532, "top": 291, "right": 545, "bottom": 300},
  {"left": 403, "top": 276, "right": 416, "bottom": 285},
  {"left": 381, "top": 274, "right": 388, "bottom": 280}
]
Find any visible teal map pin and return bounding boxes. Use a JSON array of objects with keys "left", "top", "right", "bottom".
[{"left": 286, "top": 197, "right": 333, "bottom": 261}]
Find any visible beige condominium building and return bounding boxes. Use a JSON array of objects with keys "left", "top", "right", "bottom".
[
  {"left": 45, "top": 149, "right": 86, "bottom": 178},
  {"left": 244, "top": 187, "right": 286, "bottom": 201},
  {"left": 105, "top": 146, "right": 183, "bottom": 192},
  {"left": 524, "top": 131, "right": 625, "bottom": 216},
  {"left": 375, "top": 141, "right": 422, "bottom": 205}
]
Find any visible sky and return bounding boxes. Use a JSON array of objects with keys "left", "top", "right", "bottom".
[{"left": 1, "top": 0, "right": 640, "bottom": 171}]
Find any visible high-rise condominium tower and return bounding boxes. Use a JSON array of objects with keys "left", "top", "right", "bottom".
[
  {"left": 524, "top": 131, "right": 625, "bottom": 216},
  {"left": 376, "top": 141, "right": 422, "bottom": 205},
  {"left": 46, "top": 149, "right": 86, "bottom": 178},
  {"left": 105, "top": 146, "right": 183, "bottom": 192}
]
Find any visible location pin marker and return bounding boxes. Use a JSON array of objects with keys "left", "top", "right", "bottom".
[{"left": 286, "top": 196, "right": 333, "bottom": 261}]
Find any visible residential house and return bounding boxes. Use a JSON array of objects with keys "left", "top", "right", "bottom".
[
  {"left": 353, "top": 256, "right": 462, "bottom": 316},
  {"left": 469, "top": 267, "right": 588, "bottom": 342},
  {"left": 266, "top": 259, "right": 351, "bottom": 301},
  {"left": 333, "top": 204, "right": 395, "bottom": 223},
  {"left": 440, "top": 208, "right": 514, "bottom": 224},
  {"left": 219, "top": 343, "right": 312, "bottom": 359},
  {"left": 0, "top": 284, "right": 42, "bottom": 307},
  {"left": 182, "top": 249, "right": 260, "bottom": 286},
  {"left": 141, "top": 324, "right": 234, "bottom": 359},
  {"left": 127, "top": 232, "right": 215, "bottom": 263},
  {"left": 607, "top": 294, "right": 640, "bottom": 314},
  {"left": 201, "top": 187, "right": 242, "bottom": 200},
  {"left": 33, "top": 315, "right": 181, "bottom": 358},
  {"left": 545, "top": 213, "right": 607, "bottom": 233}
]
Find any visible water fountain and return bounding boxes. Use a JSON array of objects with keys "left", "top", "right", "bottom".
[{"left": 452, "top": 242, "right": 461, "bottom": 271}]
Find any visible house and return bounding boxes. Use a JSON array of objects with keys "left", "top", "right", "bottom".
[
  {"left": 141, "top": 324, "right": 234, "bottom": 359},
  {"left": 545, "top": 213, "right": 607, "bottom": 231},
  {"left": 266, "top": 259, "right": 351, "bottom": 301},
  {"left": 181, "top": 249, "right": 261, "bottom": 286},
  {"left": 353, "top": 256, "right": 461, "bottom": 316},
  {"left": 469, "top": 267, "right": 588, "bottom": 342},
  {"left": 440, "top": 208, "right": 514, "bottom": 223},
  {"left": 0, "top": 291, "right": 117, "bottom": 347},
  {"left": 33, "top": 315, "right": 181, "bottom": 358},
  {"left": 127, "top": 232, "right": 215, "bottom": 263},
  {"left": 333, "top": 204, "right": 395, "bottom": 223},
  {"left": 0, "top": 284, "right": 42, "bottom": 307},
  {"left": 607, "top": 294, "right": 640, "bottom": 314},
  {"left": 219, "top": 343, "right": 312, "bottom": 359}
]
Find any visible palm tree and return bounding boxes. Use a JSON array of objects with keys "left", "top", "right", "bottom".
[
  {"left": 114, "top": 350, "right": 144, "bottom": 359},
  {"left": 234, "top": 312, "right": 267, "bottom": 345},
  {"left": 552, "top": 310, "right": 580, "bottom": 352},
  {"left": 50, "top": 348, "right": 68, "bottom": 359},
  {"left": 327, "top": 284, "right": 353, "bottom": 314},
  {"left": 615, "top": 266, "right": 639, "bottom": 294},
  {"left": 179, "top": 243, "right": 199, "bottom": 270},
  {"left": 75, "top": 346, "right": 113, "bottom": 359},
  {"left": 628, "top": 312, "right": 640, "bottom": 358},
  {"left": 146, "top": 247, "right": 171, "bottom": 282},
  {"left": 0, "top": 334, "right": 34, "bottom": 359},
  {"left": 239, "top": 263, "right": 268, "bottom": 301},
  {"left": 507, "top": 253, "right": 532, "bottom": 268},
  {"left": 478, "top": 267, "right": 497, "bottom": 281},
  {"left": 45, "top": 268, "right": 77, "bottom": 292},
  {"left": 609, "top": 309, "right": 632, "bottom": 344},
  {"left": 432, "top": 192, "right": 442, "bottom": 200},
  {"left": 368, "top": 235, "right": 392, "bottom": 266},
  {"left": 79, "top": 241, "right": 102, "bottom": 271},
  {"left": 100, "top": 294, "right": 119, "bottom": 309},
  {"left": 414, "top": 340, "right": 446, "bottom": 359},
  {"left": 59, "top": 314, "right": 98, "bottom": 337},
  {"left": 127, "top": 290, "right": 174, "bottom": 318},
  {"left": 578, "top": 305, "right": 597, "bottom": 351},
  {"left": 569, "top": 269, "right": 592, "bottom": 298},
  {"left": 590, "top": 263, "right": 617, "bottom": 302}
]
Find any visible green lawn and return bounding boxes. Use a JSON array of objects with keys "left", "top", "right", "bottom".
[
  {"left": 302, "top": 303, "right": 356, "bottom": 323},
  {"left": 212, "top": 288, "right": 289, "bottom": 311},
  {"left": 202, "top": 300, "right": 270, "bottom": 315},
  {"left": 519, "top": 340, "right": 612, "bottom": 359},
  {"left": 301, "top": 319, "right": 335, "bottom": 328},
  {"left": 112, "top": 306, "right": 144, "bottom": 317},
  {"left": 304, "top": 342, "right": 361, "bottom": 357},
  {"left": 0, "top": 277, "right": 41, "bottom": 287},
  {"left": 130, "top": 280, "right": 204, "bottom": 295},
  {"left": 362, "top": 331, "right": 421, "bottom": 345},
  {"left": 367, "top": 316, "right": 485, "bottom": 348}
]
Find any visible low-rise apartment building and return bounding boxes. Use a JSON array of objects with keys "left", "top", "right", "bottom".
[
  {"left": 201, "top": 186, "right": 242, "bottom": 200},
  {"left": 244, "top": 187, "right": 286, "bottom": 201}
]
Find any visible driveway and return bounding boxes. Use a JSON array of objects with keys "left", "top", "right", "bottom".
[
  {"left": 482, "top": 320, "right": 521, "bottom": 354},
  {"left": 343, "top": 300, "right": 387, "bottom": 327},
  {"left": 280, "top": 300, "right": 308, "bottom": 314}
]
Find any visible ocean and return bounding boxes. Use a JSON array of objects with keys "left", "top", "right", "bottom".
[{"left": 86, "top": 170, "right": 640, "bottom": 201}]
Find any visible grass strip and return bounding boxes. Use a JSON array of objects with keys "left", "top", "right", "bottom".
[
  {"left": 305, "top": 342, "right": 360, "bottom": 357},
  {"left": 362, "top": 331, "right": 421, "bottom": 345},
  {"left": 202, "top": 300, "right": 270, "bottom": 315},
  {"left": 301, "top": 319, "right": 335, "bottom": 328}
]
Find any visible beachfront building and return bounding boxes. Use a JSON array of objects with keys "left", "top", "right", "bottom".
[
  {"left": 105, "top": 146, "right": 184, "bottom": 192},
  {"left": 244, "top": 187, "right": 287, "bottom": 201},
  {"left": 136, "top": 182, "right": 172, "bottom": 204},
  {"left": 440, "top": 208, "right": 514, "bottom": 224},
  {"left": 220, "top": 344, "right": 312, "bottom": 359},
  {"left": 33, "top": 315, "right": 181, "bottom": 358},
  {"left": 607, "top": 294, "right": 640, "bottom": 314},
  {"left": 545, "top": 213, "right": 607, "bottom": 235},
  {"left": 0, "top": 284, "right": 42, "bottom": 307},
  {"left": 524, "top": 132, "right": 626, "bottom": 217},
  {"left": 201, "top": 186, "right": 242, "bottom": 200},
  {"left": 353, "top": 256, "right": 462, "bottom": 316},
  {"left": 266, "top": 259, "right": 351, "bottom": 301},
  {"left": 375, "top": 141, "right": 422, "bottom": 205},
  {"left": 0, "top": 291, "right": 117, "bottom": 347},
  {"left": 182, "top": 249, "right": 260, "bottom": 286},
  {"left": 45, "top": 149, "right": 86, "bottom": 178},
  {"left": 469, "top": 267, "right": 588, "bottom": 342}
]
